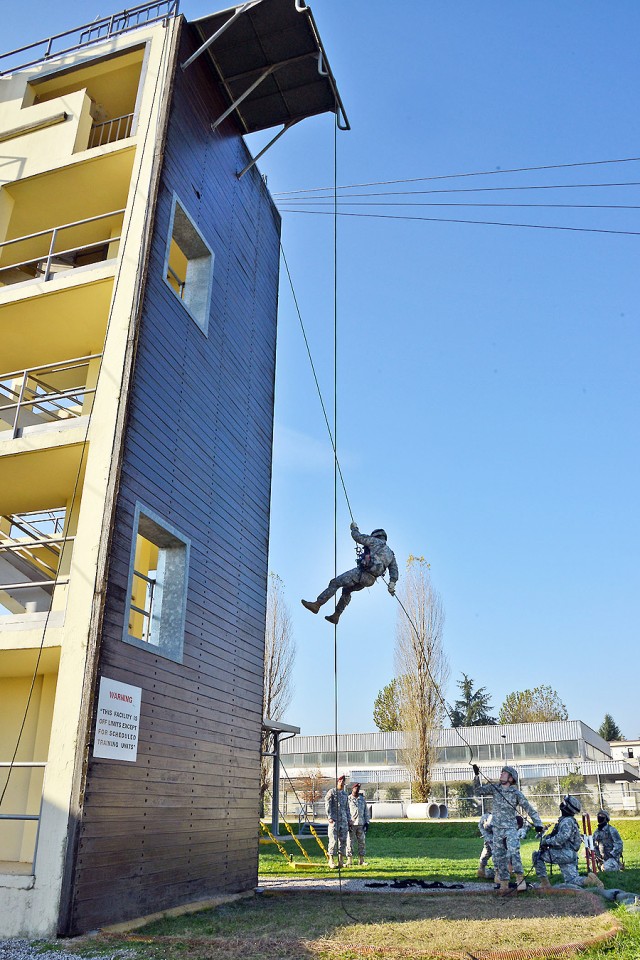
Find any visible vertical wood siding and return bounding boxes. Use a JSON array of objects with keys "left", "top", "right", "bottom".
[{"left": 68, "top": 25, "right": 281, "bottom": 933}]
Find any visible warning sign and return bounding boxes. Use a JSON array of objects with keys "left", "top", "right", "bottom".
[{"left": 93, "top": 676, "right": 142, "bottom": 762}]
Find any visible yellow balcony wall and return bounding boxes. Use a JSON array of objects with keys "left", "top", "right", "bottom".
[
  {"left": 0, "top": 669, "right": 57, "bottom": 871},
  {"left": 0, "top": 148, "right": 134, "bottom": 287},
  {"left": 0, "top": 277, "right": 112, "bottom": 375},
  {"left": 0, "top": 46, "right": 145, "bottom": 187}
]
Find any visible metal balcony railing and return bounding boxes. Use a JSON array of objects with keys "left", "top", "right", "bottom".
[
  {"left": 129, "top": 569, "right": 157, "bottom": 643},
  {"left": 89, "top": 113, "right": 135, "bottom": 148},
  {"left": 0, "top": 761, "right": 46, "bottom": 872},
  {"left": 166, "top": 263, "right": 186, "bottom": 298},
  {"left": 0, "top": 1, "right": 180, "bottom": 76},
  {"left": 0, "top": 509, "right": 72, "bottom": 616},
  {"left": 0, "top": 210, "right": 124, "bottom": 287},
  {"left": 0, "top": 354, "right": 101, "bottom": 439}
]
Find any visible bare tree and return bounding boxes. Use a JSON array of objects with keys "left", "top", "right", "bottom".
[
  {"left": 300, "top": 768, "right": 325, "bottom": 804},
  {"left": 394, "top": 556, "right": 449, "bottom": 802},
  {"left": 261, "top": 573, "right": 296, "bottom": 813}
]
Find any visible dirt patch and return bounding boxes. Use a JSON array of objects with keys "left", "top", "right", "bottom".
[{"left": 90, "top": 890, "right": 622, "bottom": 960}]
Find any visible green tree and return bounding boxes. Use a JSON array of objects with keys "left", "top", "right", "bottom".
[
  {"left": 559, "top": 770, "right": 596, "bottom": 814},
  {"left": 498, "top": 685, "right": 568, "bottom": 724},
  {"left": 598, "top": 714, "right": 624, "bottom": 741},
  {"left": 449, "top": 673, "right": 496, "bottom": 726},
  {"left": 526, "top": 778, "right": 559, "bottom": 817},
  {"left": 373, "top": 679, "right": 402, "bottom": 732},
  {"left": 447, "top": 780, "right": 480, "bottom": 818}
]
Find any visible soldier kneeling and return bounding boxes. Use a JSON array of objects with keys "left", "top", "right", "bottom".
[
  {"left": 593, "top": 809, "right": 624, "bottom": 871},
  {"left": 533, "top": 794, "right": 583, "bottom": 888}
]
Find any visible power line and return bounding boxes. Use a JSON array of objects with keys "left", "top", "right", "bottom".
[
  {"left": 277, "top": 201, "right": 640, "bottom": 210},
  {"left": 272, "top": 156, "right": 640, "bottom": 197},
  {"left": 277, "top": 181, "right": 640, "bottom": 200},
  {"left": 280, "top": 209, "right": 640, "bottom": 236}
]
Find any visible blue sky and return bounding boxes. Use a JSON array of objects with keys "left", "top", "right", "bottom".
[{"left": 6, "top": 2, "right": 638, "bottom": 740}]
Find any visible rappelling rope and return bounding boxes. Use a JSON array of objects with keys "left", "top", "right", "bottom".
[
  {"left": 383, "top": 576, "right": 543, "bottom": 834},
  {"left": 279, "top": 246, "right": 354, "bottom": 524},
  {"left": 282, "top": 112, "right": 538, "bottom": 903}
]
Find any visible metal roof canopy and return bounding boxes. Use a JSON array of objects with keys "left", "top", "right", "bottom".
[{"left": 185, "top": 0, "right": 349, "bottom": 176}]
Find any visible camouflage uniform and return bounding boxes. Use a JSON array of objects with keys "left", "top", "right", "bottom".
[
  {"left": 479, "top": 812, "right": 530, "bottom": 870},
  {"left": 474, "top": 768, "right": 542, "bottom": 882},
  {"left": 593, "top": 820, "right": 623, "bottom": 872},
  {"left": 478, "top": 813, "right": 494, "bottom": 870},
  {"left": 533, "top": 813, "right": 583, "bottom": 885},
  {"left": 346, "top": 791, "right": 371, "bottom": 862},
  {"left": 309, "top": 525, "right": 399, "bottom": 622},
  {"left": 325, "top": 785, "right": 350, "bottom": 859}
]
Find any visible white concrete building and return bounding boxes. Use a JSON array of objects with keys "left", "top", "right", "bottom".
[{"left": 279, "top": 721, "right": 640, "bottom": 817}]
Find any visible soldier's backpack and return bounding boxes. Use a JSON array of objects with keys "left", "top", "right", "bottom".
[{"left": 570, "top": 820, "right": 583, "bottom": 852}]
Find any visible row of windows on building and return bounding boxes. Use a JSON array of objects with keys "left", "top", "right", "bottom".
[{"left": 282, "top": 739, "right": 584, "bottom": 770}]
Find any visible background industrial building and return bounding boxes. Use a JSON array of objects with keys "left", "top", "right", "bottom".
[{"left": 279, "top": 721, "right": 640, "bottom": 819}]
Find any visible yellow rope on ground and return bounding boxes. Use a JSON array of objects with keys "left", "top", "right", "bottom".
[
  {"left": 281, "top": 818, "right": 313, "bottom": 863},
  {"left": 308, "top": 821, "right": 329, "bottom": 859},
  {"left": 259, "top": 821, "right": 293, "bottom": 865}
]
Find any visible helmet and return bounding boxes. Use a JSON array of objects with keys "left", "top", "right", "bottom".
[
  {"left": 501, "top": 765, "right": 519, "bottom": 784},
  {"left": 560, "top": 794, "right": 581, "bottom": 816},
  {"left": 370, "top": 529, "right": 387, "bottom": 541},
  {"left": 597, "top": 809, "right": 610, "bottom": 823}
]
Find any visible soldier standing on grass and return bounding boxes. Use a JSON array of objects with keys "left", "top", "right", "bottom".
[
  {"left": 325, "top": 774, "right": 352, "bottom": 869},
  {"left": 472, "top": 764, "right": 544, "bottom": 895},
  {"left": 346, "top": 782, "right": 371, "bottom": 866},
  {"left": 477, "top": 812, "right": 494, "bottom": 878},
  {"left": 478, "top": 813, "right": 529, "bottom": 878}
]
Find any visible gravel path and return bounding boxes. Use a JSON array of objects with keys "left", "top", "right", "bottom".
[
  {"left": 0, "top": 940, "right": 133, "bottom": 960},
  {"left": 258, "top": 876, "right": 497, "bottom": 893}
]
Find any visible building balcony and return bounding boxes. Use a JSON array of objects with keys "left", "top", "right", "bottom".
[
  {"left": 0, "top": 2, "right": 177, "bottom": 76},
  {"left": 0, "top": 146, "right": 134, "bottom": 295},
  {"left": 0, "top": 354, "right": 100, "bottom": 441},
  {"left": 0, "top": 761, "right": 46, "bottom": 877},
  {"left": 0, "top": 509, "right": 72, "bottom": 624},
  {"left": 0, "top": 211, "right": 124, "bottom": 290}
]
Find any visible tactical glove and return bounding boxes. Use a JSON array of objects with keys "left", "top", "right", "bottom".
[
  {"left": 364, "top": 823, "right": 369, "bottom": 833},
  {"left": 535, "top": 825, "right": 546, "bottom": 835},
  {"left": 350, "top": 521, "right": 358, "bottom": 530},
  {"left": 388, "top": 582, "right": 396, "bottom": 595},
  {"left": 472, "top": 764, "right": 480, "bottom": 777}
]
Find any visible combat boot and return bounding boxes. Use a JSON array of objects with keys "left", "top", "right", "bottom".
[
  {"left": 338, "top": 855, "right": 344, "bottom": 868},
  {"left": 497, "top": 881, "right": 510, "bottom": 896},
  {"left": 477, "top": 866, "right": 487, "bottom": 878},
  {"left": 328, "top": 856, "right": 336, "bottom": 869},
  {"left": 359, "top": 857, "right": 368, "bottom": 866},
  {"left": 538, "top": 876, "right": 551, "bottom": 890},
  {"left": 325, "top": 611, "right": 340, "bottom": 625},
  {"left": 346, "top": 856, "right": 353, "bottom": 867},
  {"left": 301, "top": 599, "right": 322, "bottom": 614},
  {"left": 515, "top": 874, "right": 527, "bottom": 892}
]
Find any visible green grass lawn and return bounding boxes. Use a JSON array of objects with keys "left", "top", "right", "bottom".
[
  {"left": 260, "top": 821, "right": 640, "bottom": 895},
  {"left": 46, "top": 821, "right": 640, "bottom": 960}
]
